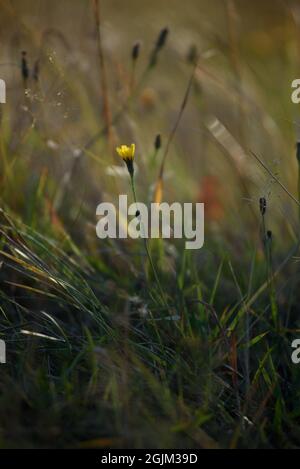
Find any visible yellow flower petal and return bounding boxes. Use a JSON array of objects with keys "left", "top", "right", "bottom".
[{"left": 116, "top": 143, "right": 135, "bottom": 161}]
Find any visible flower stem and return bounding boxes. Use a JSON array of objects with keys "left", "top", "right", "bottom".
[{"left": 130, "top": 176, "right": 169, "bottom": 308}]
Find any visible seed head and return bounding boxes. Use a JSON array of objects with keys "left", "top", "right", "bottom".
[
  {"left": 154, "top": 134, "right": 161, "bottom": 150},
  {"left": 267, "top": 230, "right": 272, "bottom": 241},
  {"left": 156, "top": 27, "right": 169, "bottom": 50},
  {"left": 187, "top": 44, "right": 198, "bottom": 64},
  {"left": 132, "top": 42, "right": 140, "bottom": 61},
  {"left": 296, "top": 142, "right": 300, "bottom": 163},
  {"left": 21, "top": 51, "right": 29, "bottom": 82},
  {"left": 149, "top": 27, "right": 169, "bottom": 67},
  {"left": 259, "top": 197, "right": 266, "bottom": 216}
]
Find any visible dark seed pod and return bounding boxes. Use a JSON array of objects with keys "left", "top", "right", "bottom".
[
  {"left": 259, "top": 197, "right": 266, "bottom": 216},
  {"left": 149, "top": 27, "right": 169, "bottom": 67},
  {"left": 187, "top": 44, "right": 198, "bottom": 64},
  {"left": 154, "top": 134, "right": 161, "bottom": 150},
  {"left": 156, "top": 27, "right": 169, "bottom": 50},
  {"left": 21, "top": 51, "right": 29, "bottom": 82},
  {"left": 266, "top": 230, "right": 272, "bottom": 241},
  {"left": 296, "top": 142, "right": 300, "bottom": 163},
  {"left": 132, "top": 42, "right": 140, "bottom": 61}
]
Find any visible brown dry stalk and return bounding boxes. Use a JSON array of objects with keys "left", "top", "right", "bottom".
[
  {"left": 153, "top": 64, "right": 196, "bottom": 203},
  {"left": 92, "top": 0, "right": 113, "bottom": 154},
  {"left": 226, "top": 0, "right": 244, "bottom": 145},
  {"left": 250, "top": 150, "right": 300, "bottom": 208}
]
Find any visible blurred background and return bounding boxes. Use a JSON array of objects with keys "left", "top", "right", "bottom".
[{"left": 1, "top": 0, "right": 300, "bottom": 245}]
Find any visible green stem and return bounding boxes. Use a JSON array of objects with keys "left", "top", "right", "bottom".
[
  {"left": 130, "top": 176, "right": 169, "bottom": 308},
  {"left": 262, "top": 214, "right": 278, "bottom": 330}
]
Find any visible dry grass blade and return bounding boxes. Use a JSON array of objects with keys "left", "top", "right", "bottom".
[
  {"left": 153, "top": 64, "right": 196, "bottom": 203},
  {"left": 249, "top": 150, "right": 300, "bottom": 208},
  {"left": 92, "top": 0, "right": 113, "bottom": 153}
]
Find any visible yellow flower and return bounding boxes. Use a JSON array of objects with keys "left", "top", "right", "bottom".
[
  {"left": 116, "top": 143, "right": 135, "bottom": 176},
  {"left": 116, "top": 143, "right": 135, "bottom": 161}
]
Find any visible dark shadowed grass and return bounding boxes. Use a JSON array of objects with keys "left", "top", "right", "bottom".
[{"left": 1, "top": 204, "right": 300, "bottom": 448}]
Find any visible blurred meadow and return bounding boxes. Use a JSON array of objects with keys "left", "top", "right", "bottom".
[{"left": 1, "top": 0, "right": 300, "bottom": 448}]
